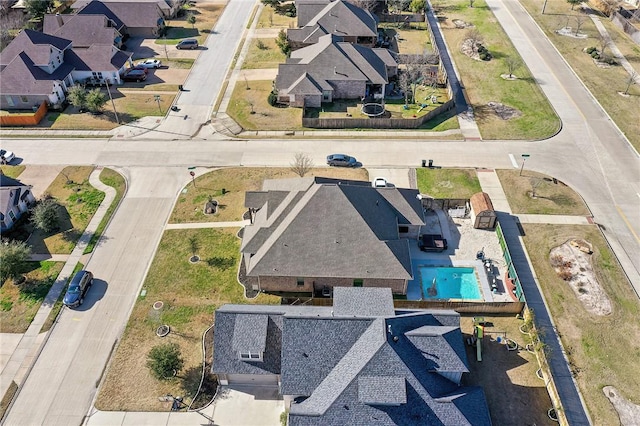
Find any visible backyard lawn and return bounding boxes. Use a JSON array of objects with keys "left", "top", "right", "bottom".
[
  {"left": 170, "top": 167, "right": 369, "bottom": 223},
  {"left": 433, "top": 0, "right": 560, "bottom": 139},
  {"left": 416, "top": 168, "right": 481, "bottom": 198},
  {"left": 379, "top": 22, "right": 433, "bottom": 55},
  {"left": 519, "top": 0, "right": 640, "bottom": 150},
  {"left": 242, "top": 38, "right": 286, "bottom": 69},
  {"left": 95, "top": 228, "right": 280, "bottom": 411},
  {"left": 522, "top": 224, "right": 639, "bottom": 425},
  {"left": 496, "top": 169, "right": 590, "bottom": 215}
]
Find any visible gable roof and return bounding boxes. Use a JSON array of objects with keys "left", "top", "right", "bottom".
[
  {"left": 77, "top": 0, "right": 163, "bottom": 29},
  {"left": 0, "top": 175, "right": 31, "bottom": 220},
  {"left": 75, "top": 1, "right": 125, "bottom": 29},
  {"left": 72, "top": 0, "right": 171, "bottom": 15},
  {"left": 242, "top": 177, "right": 423, "bottom": 280},
  {"left": 295, "top": 0, "right": 332, "bottom": 27},
  {"left": 65, "top": 45, "right": 130, "bottom": 71},
  {"left": 0, "top": 29, "right": 71, "bottom": 68},
  {"left": 0, "top": 52, "right": 72, "bottom": 95},
  {"left": 213, "top": 290, "right": 491, "bottom": 426},
  {"left": 276, "top": 34, "right": 395, "bottom": 93},
  {"left": 44, "top": 14, "right": 122, "bottom": 47}
]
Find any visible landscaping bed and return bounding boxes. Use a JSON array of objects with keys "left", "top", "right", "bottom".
[
  {"left": 95, "top": 228, "right": 279, "bottom": 411},
  {"left": 416, "top": 168, "right": 482, "bottom": 198},
  {"left": 169, "top": 167, "right": 369, "bottom": 223}
]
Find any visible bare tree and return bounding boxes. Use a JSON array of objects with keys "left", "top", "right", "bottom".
[
  {"left": 290, "top": 153, "right": 313, "bottom": 177},
  {"left": 465, "top": 28, "right": 483, "bottom": 46},
  {"left": 347, "top": 0, "right": 377, "bottom": 12},
  {"left": 505, "top": 56, "right": 522, "bottom": 78},
  {"left": 574, "top": 15, "right": 587, "bottom": 36},
  {"left": 597, "top": 33, "right": 611, "bottom": 58},
  {"left": 599, "top": 0, "right": 620, "bottom": 18},
  {"left": 529, "top": 177, "right": 544, "bottom": 198},
  {"left": 623, "top": 71, "right": 638, "bottom": 95},
  {"left": 469, "top": 0, "right": 475, "bottom": 7}
]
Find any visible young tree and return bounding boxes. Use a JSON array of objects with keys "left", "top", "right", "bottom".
[
  {"left": 348, "top": 0, "right": 377, "bottom": 12},
  {"left": 505, "top": 56, "right": 522, "bottom": 78},
  {"left": 574, "top": 15, "right": 587, "bottom": 36},
  {"left": 469, "top": 0, "right": 476, "bottom": 7},
  {"left": 623, "top": 71, "right": 638, "bottom": 95},
  {"left": 31, "top": 198, "right": 60, "bottom": 233},
  {"left": 188, "top": 235, "right": 199, "bottom": 258},
  {"left": 290, "top": 153, "right": 313, "bottom": 177},
  {"left": 85, "top": 88, "right": 107, "bottom": 113},
  {"left": 275, "top": 29, "right": 290, "bottom": 56},
  {"left": 597, "top": 33, "right": 612, "bottom": 58},
  {"left": 24, "top": 0, "right": 53, "bottom": 21},
  {"left": 410, "top": 0, "right": 425, "bottom": 13},
  {"left": 147, "top": 343, "right": 184, "bottom": 380},
  {"left": 0, "top": 240, "right": 31, "bottom": 283},
  {"left": 66, "top": 85, "right": 87, "bottom": 110},
  {"left": 187, "top": 12, "right": 196, "bottom": 28},
  {"left": 566, "top": 0, "right": 582, "bottom": 10},
  {"left": 465, "top": 28, "right": 483, "bottom": 46}
]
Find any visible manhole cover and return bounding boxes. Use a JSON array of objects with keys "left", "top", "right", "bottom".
[
  {"left": 153, "top": 301, "right": 164, "bottom": 310},
  {"left": 157, "top": 325, "right": 170, "bottom": 337}
]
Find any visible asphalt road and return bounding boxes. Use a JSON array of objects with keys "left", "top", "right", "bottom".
[{"left": 1, "top": 0, "right": 639, "bottom": 424}]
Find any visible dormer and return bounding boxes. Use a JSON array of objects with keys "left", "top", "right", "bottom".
[
  {"left": 358, "top": 376, "right": 407, "bottom": 406},
  {"left": 232, "top": 314, "right": 268, "bottom": 362}
]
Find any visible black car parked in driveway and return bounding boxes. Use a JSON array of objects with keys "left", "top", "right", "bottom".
[
  {"left": 122, "top": 69, "right": 147, "bottom": 82},
  {"left": 63, "top": 270, "right": 93, "bottom": 308}
]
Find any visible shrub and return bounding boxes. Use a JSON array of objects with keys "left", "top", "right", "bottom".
[
  {"left": 268, "top": 90, "right": 278, "bottom": 106},
  {"left": 31, "top": 198, "right": 61, "bottom": 233},
  {"left": 256, "top": 39, "right": 267, "bottom": 50},
  {"left": 147, "top": 343, "right": 184, "bottom": 380},
  {"left": 586, "top": 46, "right": 596, "bottom": 54}
]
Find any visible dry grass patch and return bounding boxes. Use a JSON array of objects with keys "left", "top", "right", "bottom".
[
  {"left": 158, "top": 2, "right": 226, "bottom": 45},
  {"left": 416, "top": 168, "right": 481, "bottom": 198},
  {"left": 433, "top": 0, "right": 559, "bottom": 139},
  {"left": 0, "top": 165, "right": 25, "bottom": 179},
  {"left": 460, "top": 315, "right": 555, "bottom": 425},
  {"left": 226, "top": 80, "right": 303, "bottom": 131},
  {"left": 522, "top": 224, "right": 640, "bottom": 425},
  {"left": 519, "top": 0, "right": 640, "bottom": 150},
  {"left": 242, "top": 38, "right": 286, "bottom": 69},
  {"left": 496, "top": 169, "right": 589, "bottom": 215},
  {"left": 170, "top": 167, "right": 369, "bottom": 223},
  {"left": 256, "top": 5, "right": 296, "bottom": 28},
  {"left": 0, "top": 261, "right": 64, "bottom": 333},
  {"left": 380, "top": 22, "right": 433, "bottom": 54},
  {"left": 95, "top": 228, "right": 279, "bottom": 411}
]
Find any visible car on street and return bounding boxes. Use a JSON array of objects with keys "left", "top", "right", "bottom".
[
  {"left": 176, "top": 39, "right": 199, "bottom": 50},
  {"left": 63, "top": 270, "right": 94, "bottom": 308},
  {"left": 122, "top": 69, "right": 147, "bottom": 82},
  {"left": 0, "top": 149, "right": 15, "bottom": 164},
  {"left": 373, "top": 177, "right": 388, "bottom": 188},
  {"left": 327, "top": 154, "right": 357, "bottom": 167},
  {"left": 136, "top": 59, "right": 162, "bottom": 69}
]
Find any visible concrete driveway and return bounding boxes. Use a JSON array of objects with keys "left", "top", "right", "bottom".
[
  {"left": 211, "top": 386, "right": 283, "bottom": 426},
  {"left": 12, "top": 165, "right": 63, "bottom": 198},
  {"left": 367, "top": 168, "right": 413, "bottom": 189}
]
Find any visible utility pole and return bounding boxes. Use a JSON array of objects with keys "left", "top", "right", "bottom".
[
  {"left": 154, "top": 94, "right": 163, "bottom": 114},
  {"left": 542, "top": 0, "right": 548, "bottom": 14},
  {"left": 105, "top": 77, "right": 119, "bottom": 124}
]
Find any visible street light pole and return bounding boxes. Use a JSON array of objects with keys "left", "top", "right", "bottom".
[
  {"left": 105, "top": 78, "right": 120, "bottom": 124},
  {"left": 520, "top": 154, "right": 530, "bottom": 176}
]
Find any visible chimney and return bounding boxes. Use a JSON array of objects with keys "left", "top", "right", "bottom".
[{"left": 56, "top": 12, "right": 63, "bottom": 28}]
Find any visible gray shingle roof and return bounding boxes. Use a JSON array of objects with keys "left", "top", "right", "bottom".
[
  {"left": 243, "top": 179, "right": 418, "bottom": 280},
  {"left": 0, "top": 52, "right": 73, "bottom": 96},
  {"left": 82, "top": 1, "right": 163, "bottom": 28},
  {"left": 358, "top": 376, "right": 407, "bottom": 405},
  {"left": 232, "top": 314, "right": 268, "bottom": 353},
  {"left": 44, "top": 14, "right": 120, "bottom": 47},
  {"left": 406, "top": 326, "right": 469, "bottom": 374},
  {"left": 64, "top": 45, "right": 129, "bottom": 71},
  {"left": 332, "top": 287, "right": 395, "bottom": 317},
  {"left": 0, "top": 29, "right": 71, "bottom": 67},
  {"left": 295, "top": 0, "right": 331, "bottom": 27}
]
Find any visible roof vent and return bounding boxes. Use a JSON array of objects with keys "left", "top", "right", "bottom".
[
  {"left": 393, "top": 336, "right": 399, "bottom": 343},
  {"left": 302, "top": 352, "right": 309, "bottom": 358},
  {"left": 387, "top": 324, "right": 392, "bottom": 334}
]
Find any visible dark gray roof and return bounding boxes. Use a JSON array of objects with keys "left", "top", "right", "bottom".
[
  {"left": 79, "top": 1, "right": 163, "bottom": 29},
  {"left": 44, "top": 14, "right": 121, "bottom": 47},
  {"left": 406, "top": 326, "right": 469, "bottom": 374},
  {"left": 276, "top": 34, "right": 396, "bottom": 93},
  {"left": 0, "top": 29, "right": 71, "bottom": 67},
  {"left": 358, "top": 376, "right": 407, "bottom": 405},
  {"left": 0, "top": 52, "right": 74, "bottom": 95},
  {"left": 332, "top": 287, "right": 395, "bottom": 317},
  {"left": 65, "top": 45, "right": 130, "bottom": 71},
  {"left": 76, "top": 1, "right": 125, "bottom": 29},
  {"left": 295, "top": 0, "right": 331, "bottom": 27},
  {"left": 232, "top": 314, "right": 268, "bottom": 353},
  {"left": 243, "top": 179, "right": 418, "bottom": 280},
  {"left": 287, "top": 72, "right": 323, "bottom": 95}
]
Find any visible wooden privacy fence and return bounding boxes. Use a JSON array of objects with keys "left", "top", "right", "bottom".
[
  {"left": 305, "top": 297, "right": 524, "bottom": 314},
  {"left": 302, "top": 99, "right": 454, "bottom": 129},
  {"left": 0, "top": 102, "right": 47, "bottom": 126}
]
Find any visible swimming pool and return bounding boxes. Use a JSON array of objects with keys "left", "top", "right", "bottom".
[{"left": 420, "top": 267, "right": 482, "bottom": 300}]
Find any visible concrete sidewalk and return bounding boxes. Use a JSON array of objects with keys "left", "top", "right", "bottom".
[
  {"left": 0, "top": 168, "right": 116, "bottom": 402},
  {"left": 165, "top": 220, "right": 250, "bottom": 229}
]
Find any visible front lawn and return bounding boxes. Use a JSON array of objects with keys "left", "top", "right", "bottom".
[
  {"left": 242, "top": 38, "right": 286, "bottom": 69},
  {"left": 416, "top": 168, "right": 481, "bottom": 198},
  {"left": 522, "top": 224, "right": 640, "bottom": 425},
  {"left": 433, "top": 0, "right": 560, "bottom": 139},
  {"left": 170, "top": 167, "right": 369, "bottom": 223},
  {"left": 256, "top": 4, "right": 296, "bottom": 28},
  {"left": 496, "top": 169, "right": 590, "bottom": 215},
  {"left": 0, "top": 165, "right": 25, "bottom": 179},
  {"left": 95, "top": 228, "right": 280, "bottom": 411},
  {"left": 0, "top": 261, "right": 64, "bottom": 333},
  {"left": 156, "top": 2, "right": 226, "bottom": 45}
]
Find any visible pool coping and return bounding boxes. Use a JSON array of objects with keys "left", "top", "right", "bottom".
[{"left": 409, "top": 260, "right": 495, "bottom": 302}]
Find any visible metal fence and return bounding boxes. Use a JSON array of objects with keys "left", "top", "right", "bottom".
[{"left": 496, "top": 222, "right": 525, "bottom": 302}]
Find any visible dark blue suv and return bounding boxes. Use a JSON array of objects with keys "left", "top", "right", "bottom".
[{"left": 63, "top": 270, "right": 93, "bottom": 308}]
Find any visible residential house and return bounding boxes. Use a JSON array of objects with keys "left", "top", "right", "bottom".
[
  {"left": 241, "top": 177, "right": 424, "bottom": 296},
  {"left": 0, "top": 174, "right": 36, "bottom": 232},
  {"left": 288, "top": 0, "right": 378, "bottom": 50},
  {"left": 275, "top": 33, "right": 397, "bottom": 107},
  {"left": 213, "top": 287, "right": 492, "bottom": 425},
  {"left": 44, "top": 13, "right": 125, "bottom": 48},
  {"left": 76, "top": 0, "right": 165, "bottom": 38},
  {"left": 72, "top": 0, "right": 184, "bottom": 19}
]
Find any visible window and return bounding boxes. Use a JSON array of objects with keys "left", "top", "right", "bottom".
[
  {"left": 398, "top": 226, "right": 409, "bottom": 233},
  {"left": 296, "top": 278, "right": 305, "bottom": 287},
  {"left": 8, "top": 210, "right": 16, "bottom": 220},
  {"left": 239, "top": 351, "right": 263, "bottom": 361},
  {"left": 20, "top": 96, "right": 28, "bottom": 103},
  {"left": 353, "top": 279, "right": 363, "bottom": 287},
  {"left": 6, "top": 96, "right": 15, "bottom": 107}
]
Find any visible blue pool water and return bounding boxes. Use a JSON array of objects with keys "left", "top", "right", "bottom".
[{"left": 420, "top": 267, "right": 482, "bottom": 300}]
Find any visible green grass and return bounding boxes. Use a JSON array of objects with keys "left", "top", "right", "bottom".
[
  {"left": 0, "top": 165, "right": 25, "bottom": 178},
  {"left": 519, "top": 0, "right": 640, "bottom": 150},
  {"left": 522, "top": 224, "right": 640, "bottom": 425},
  {"left": 242, "top": 38, "right": 286, "bottom": 69},
  {"left": 496, "top": 169, "right": 590, "bottom": 215},
  {"left": 84, "top": 168, "right": 127, "bottom": 254},
  {"left": 170, "top": 167, "right": 369, "bottom": 223},
  {"left": 433, "top": 0, "right": 560, "bottom": 139},
  {"left": 416, "top": 168, "right": 481, "bottom": 198},
  {"left": 41, "top": 262, "right": 84, "bottom": 333},
  {"left": 0, "top": 261, "right": 64, "bottom": 333},
  {"left": 95, "top": 228, "right": 280, "bottom": 411}
]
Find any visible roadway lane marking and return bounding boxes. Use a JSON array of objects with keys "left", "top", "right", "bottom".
[
  {"left": 509, "top": 154, "right": 518, "bottom": 168},
  {"left": 616, "top": 205, "right": 640, "bottom": 243}
]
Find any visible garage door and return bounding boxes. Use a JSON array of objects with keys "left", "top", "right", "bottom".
[{"left": 227, "top": 374, "right": 279, "bottom": 386}]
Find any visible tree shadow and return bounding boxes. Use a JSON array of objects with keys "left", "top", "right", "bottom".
[{"left": 205, "top": 256, "right": 235, "bottom": 270}]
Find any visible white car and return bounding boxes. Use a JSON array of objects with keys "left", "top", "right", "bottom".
[
  {"left": 136, "top": 59, "right": 162, "bottom": 69},
  {"left": 0, "top": 149, "right": 15, "bottom": 164},
  {"left": 373, "top": 177, "right": 388, "bottom": 188}
]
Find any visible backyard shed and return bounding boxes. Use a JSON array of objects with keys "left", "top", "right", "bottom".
[{"left": 470, "top": 192, "right": 496, "bottom": 229}]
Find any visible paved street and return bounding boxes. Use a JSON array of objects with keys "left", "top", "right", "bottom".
[{"left": 1, "top": 0, "right": 639, "bottom": 424}]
